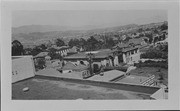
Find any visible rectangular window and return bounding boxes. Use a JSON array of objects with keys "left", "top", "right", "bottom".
[
  {"left": 136, "top": 50, "right": 137, "bottom": 53},
  {"left": 131, "top": 50, "right": 134, "bottom": 55}
]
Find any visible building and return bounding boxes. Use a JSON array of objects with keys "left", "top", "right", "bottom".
[
  {"left": 128, "top": 37, "right": 148, "bottom": 46},
  {"left": 113, "top": 38, "right": 144, "bottom": 65},
  {"left": 67, "top": 46, "right": 79, "bottom": 55},
  {"left": 12, "top": 56, "right": 35, "bottom": 83},
  {"left": 34, "top": 51, "right": 49, "bottom": 58},
  {"left": 63, "top": 49, "right": 115, "bottom": 69},
  {"left": 121, "top": 46, "right": 140, "bottom": 64},
  {"left": 53, "top": 46, "right": 70, "bottom": 57}
]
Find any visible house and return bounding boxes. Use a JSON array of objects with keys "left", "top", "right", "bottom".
[
  {"left": 63, "top": 49, "right": 115, "bottom": 69},
  {"left": 121, "top": 46, "right": 140, "bottom": 64},
  {"left": 34, "top": 51, "right": 49, "bottom": 58},
  {"left": 57, "top": 62, "right": 91, "bottom": 79},
  {"left": 67, "top": 46, "right": 79, "bottom": 55},
  {"left": 51, "top": 45, "right": 70, "bottom": 57},
  {"left": 113, "top": 37, "right": 148, "bottom": 50},
  {"left": 128, "top": 37, "right": 148, "bottom": 46},
  {"left": 113, "top": 37, "right": 147, "bottom": 65}
]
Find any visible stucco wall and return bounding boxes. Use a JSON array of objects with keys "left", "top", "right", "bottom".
[{"left": 12, "top": 56, "right": 35, "bottom": 83}]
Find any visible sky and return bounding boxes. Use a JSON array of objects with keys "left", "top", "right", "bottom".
[{"left": 12, "top": 10, "right": 167, "bottom": 28}]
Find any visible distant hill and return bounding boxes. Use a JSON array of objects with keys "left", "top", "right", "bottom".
[
  {"left": 12, "top": 25, "right": 106, "bottom": 34},
  {"left": 12, "top": 25, "right": 71, "bottom": 34},
  {"left": 12, "top": 22, "right": 164, "bottom": 47}
]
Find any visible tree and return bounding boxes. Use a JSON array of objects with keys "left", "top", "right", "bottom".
[
  {"left": 160, "top": 22, "right": 168, "bottom": 31},
  {"left": 105, "top": 37, "right": 115, "bottom": 48},
  {"left": 24, "top": 48, "right": 32, "bottom": 55},
  {"left": 68, "top": 38, "right": 80, "bottom": 47},
  {"left": 55, "top": 38, "right": 66, "bottom": 47},
  {"left": 46, "top": 40, "right": 53, "bottom": 48},
  {"left": 86, "top": 36, "right": 99, "bottom": 51},
  {"left": 12, "top": 40, "right": 24, "bottom": 56},
  {"left": 153, "top": 28, "right": 159, "bottom": 34},
  {"left": 48, "top": 48, "right": 62, "bottom": 60},
  {"left": 39, "top": 44, "right": 47, "bottom": 50},
  {"left": 79, "top": 38, "right": 87, "bottom": 48},
  {"left": 138, "top": 28, "right": 143, "bottom": 33},
  {"left": 35, "top": 58, "right": 46, "bottom": 70},
  {"left": 31, "top": 46, "right": 43, "bottom": 56}
]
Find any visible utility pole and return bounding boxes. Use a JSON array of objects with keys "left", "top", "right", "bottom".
[{"left": 86, "top": 43, "right": 95, "bottom": 75}]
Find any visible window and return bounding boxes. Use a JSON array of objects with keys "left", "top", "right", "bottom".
[
  {"left": 131, "top": 50, "right": 134, "bottom": 55},
  {"left": 135, "top": 49, "right": 137, "bottom": 53}
]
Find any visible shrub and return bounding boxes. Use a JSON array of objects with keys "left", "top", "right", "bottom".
[
  {"left": 35, "top": 58, "right": 46, "bottom": 70},
  {"left": 135, "top": 61, "right": 168, "bottom": 69}
]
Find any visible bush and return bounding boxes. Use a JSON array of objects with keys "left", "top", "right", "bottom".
[
  {"left": 141, "top": 44, "right": 168, "bottom": 59},
  {"left": 134, "top": 61, "right": 168, "bottom": 69},
  {"left": 35, "top": 58, "right": 46, "bottom": 70}
]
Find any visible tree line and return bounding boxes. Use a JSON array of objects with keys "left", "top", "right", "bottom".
[{"left": 12, "top": 36, "right": 116, "bottom": 56}]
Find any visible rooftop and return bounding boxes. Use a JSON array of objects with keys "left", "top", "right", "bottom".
[
  {"left": 36, "top": 68, "right": 83, "bottom": 79},
  {"left": 87, "top": 70, "right": 125, "bottom": 82},
  {"left": 34, "top": 52, "right": 49, "bottom": 58},
  {"left": 64, "top": 49, "right": 113, "bottom": 60},
  {"left": 115, "top": 75, "right": 149, "bottom": 85},
  {"left": 12, "top": 78, "right": 151, "bottom": 100},
  {"left": 122, "top": 46, "right": 139, "bottom": 52}
]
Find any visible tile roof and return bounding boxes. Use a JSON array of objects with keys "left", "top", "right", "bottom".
[
  {"left": 35, "top": 52, "right": 49, "bottom": 58},
  {"left": 64, "top": 49, "right": 113, "bottom": 60},
  {"left": 51, "top": 45, "right": 70, "bottom": 50},
  {"left": 122, "top": 46, "right": 139, "bottom": 52}
]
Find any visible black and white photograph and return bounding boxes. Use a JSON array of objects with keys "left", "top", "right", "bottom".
[
  {"left": 1, "top": 0, "right": 180, "bottom": 111},
  {"left": 11, "top": 10, "right": 168, "bottom": 100}
]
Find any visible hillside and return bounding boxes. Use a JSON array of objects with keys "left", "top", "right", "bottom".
[{"left": 12, "top": 22, "right": 164, "bottom": 47}]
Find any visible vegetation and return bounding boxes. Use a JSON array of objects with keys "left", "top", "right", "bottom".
[
  {"left": 12, "top": 40, "right": 24, "bottom": 56},
  {"left": 160, "top": 22, "right": 168, "bottom": 31},
  {"left": 134, "top": 60, "right": 168, "bottom": 69},
  {"left": 55, "top": 38, "right": 66, "bottom": 47},
  {"left": 141, "top": 44, "right": 168, "bottom": 59},
  {"left": 35, "top": 58, "right": 46, "bottom": 70},
  {"left": 48, "top": 48, "right": 62, "bottom": 60}
]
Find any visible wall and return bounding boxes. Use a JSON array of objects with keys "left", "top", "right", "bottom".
[
  {"left": 12, "top": 56, "right": 35, "bottom": 83},
  {"left": 123, "top": 48, "right": 140, "bottom": 64},
  {"left": 35, "top": 75, "right": 159, "bottom": 95}
]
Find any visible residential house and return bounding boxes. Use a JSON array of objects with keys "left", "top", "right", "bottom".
[
  {"left": 63, "top": 49, "right": 115, "bottom": 69},
  {"left": 128, "top": 37, "right": 148, "bottom": 47},
  {"left": 57, "top": 62, "right": 91, "bottom": 79},
  {"left": 121, "top": 46, "right": 140, "bottom": 64},
  {"left": 113, "top": 38, "right": 144, "bottom": 64},
  {"left": 52, "top": 46, "right": 70, "bottom": 57}
]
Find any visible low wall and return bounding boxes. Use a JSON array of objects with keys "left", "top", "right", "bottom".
[{"left": 35, "top": 75, "right": 160, "bottom": 95}]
